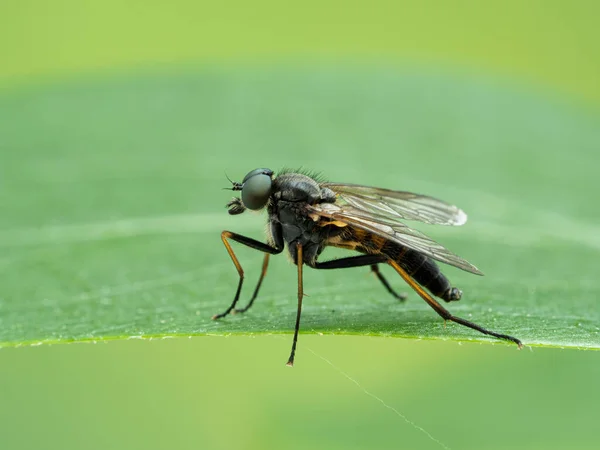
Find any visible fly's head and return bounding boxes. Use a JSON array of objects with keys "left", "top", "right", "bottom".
[{"left": 225, "top": 168, "right": 274, "bottom": 215}]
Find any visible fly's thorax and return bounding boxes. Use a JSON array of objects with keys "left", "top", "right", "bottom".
[
  {"left": 274, "top": 199, "right": 329, "bottom": 264},
  {"left": 274, "top": 173, "right": 321, "bottom": 203},
  {"left": 320, "top": 187, "right": 336, "bottom": 203},
  {"left": 274, "top": 173, "right": 335, "bottom": 204},
  {"left": 277, "top": 200, "right": 317, "bottom": 241},
  {"left": 270, "top": 172, "right": 338, "bottom": 265}
]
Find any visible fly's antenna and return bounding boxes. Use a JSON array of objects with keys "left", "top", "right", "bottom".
[{"left": 223, "top": 171, "right": 242, "bottom": 191}]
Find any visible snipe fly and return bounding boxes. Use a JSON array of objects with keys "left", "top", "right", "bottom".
[{"left": 213, "top": 168, "right": 522, "bottom": 366}]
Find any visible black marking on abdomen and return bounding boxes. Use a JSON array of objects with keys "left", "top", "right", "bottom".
[
  {"left": 383, "top": 241, "right": 453, "bottom": 300},
  {"left": 341, "top": 228, "right": 458, "bottom": 302}
]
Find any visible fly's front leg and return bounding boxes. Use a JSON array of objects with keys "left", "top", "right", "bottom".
[
  {"left": 212, "top": 224, "right": 283, "bottom": 320},
  {"left": 233, "top": 253, "right": 270, "bottom": 314}
]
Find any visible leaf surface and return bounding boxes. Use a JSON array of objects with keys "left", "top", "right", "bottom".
[{"left": 1, "top": 69, "right": 598, "bottom": 348}]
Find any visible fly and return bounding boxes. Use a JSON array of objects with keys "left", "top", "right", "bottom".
[{"left": 213, "top": 168, "right": 522, "bottom": 366}]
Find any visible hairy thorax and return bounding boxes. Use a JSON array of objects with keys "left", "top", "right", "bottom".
[{"left": 270, "top": 172, "right": 337, "bottom": 265}]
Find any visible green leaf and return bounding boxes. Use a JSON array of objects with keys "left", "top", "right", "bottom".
[{"left": 1, "top": 68, "right": 598, "bottom": 348}]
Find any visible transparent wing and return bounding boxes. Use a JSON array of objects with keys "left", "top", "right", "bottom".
[
  {"left": 308, "top": 202, "right": 483, "bottom": 275},
  {"left": 322, "top": 183, "right": 467, "bottom": 226}
]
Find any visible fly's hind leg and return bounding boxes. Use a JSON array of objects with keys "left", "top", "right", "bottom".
[
  {"left": 310, "top": 256, "right": 407, "bottom": 301},
  {"left": 371, "top": 264, "right": 408, "bottom": 301},
  {"left": 388, "top": 259, "right": 522, "bottom": 348},
  {"left": 312, "top": 254, "right": 407, "bottom": 297}
]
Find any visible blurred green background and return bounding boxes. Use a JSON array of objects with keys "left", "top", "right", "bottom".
[{"left": 1, "top": 1, "right": 599, "bottom": 450}]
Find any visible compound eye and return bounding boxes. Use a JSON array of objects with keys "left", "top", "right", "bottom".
[
  {"left": 241, "top": 173, "right": 272, "bottom": 210},
  {"left": 242, "top": 168, "right": 273, "bottom": 183}
]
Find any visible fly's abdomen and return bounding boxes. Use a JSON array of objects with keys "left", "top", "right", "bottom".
[
  {"left": 386, "top": 244, "right": 461, "bottom": 302},
  {"left": 341, "top": 228, "right": 461, "bottom": 302}
]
